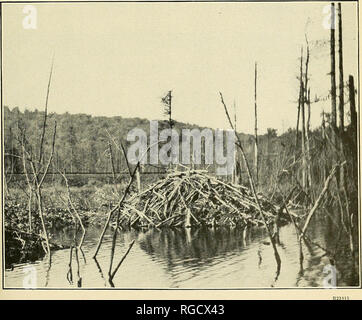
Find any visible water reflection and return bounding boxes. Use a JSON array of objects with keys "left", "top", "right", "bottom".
[
  {"left": 4, "top": 217, "right": 359, "bottom": 288},
  {"left": 138, "top": 227, "right": 267, "bottom": 269}
]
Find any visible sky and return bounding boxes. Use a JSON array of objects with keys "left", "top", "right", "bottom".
[{"left": 2, "top": 2, "right": 358, "bottom": 135}]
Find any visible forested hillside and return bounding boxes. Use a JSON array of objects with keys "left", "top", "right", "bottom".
[
  {"left": 3, "top": 105, "right": 263, "bottom": 175},
  {"left": 4, "top": 104, "right": 357, "bottom": 193}
]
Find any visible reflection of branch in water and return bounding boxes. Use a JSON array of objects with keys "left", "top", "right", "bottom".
[
  {"left": 139, "top": 227, "right": 251, "bottom": 269},
  {"left": 66, "top": 246, "right": 73, "bottom": 285},
  {"left": 65, "top": 219, "right": 78, "bottom": 286},
  {"left": 109, "top": 278, "right": 115, "bottom": 288},
  {"left": 332, "top": 227, "right": 343, "bottom": 258},
  {"left": 93, "top": 257, "right": 107, "bottom": 287},
  {"left": 66, "top": 220, "right": 84, "bottom": 287},
  {"left": 44, "top": 251, "right": 53, "bottom": 287},
  {"left": 242, "top": 227, "right": 248, "bottom": 246},
  {"left": 257, "top": 248, "right": 262, "bottom": 268},
  {"left": 276, "top": 185, "right": 304, "bottom": 276},
  {"left": 75, "top": 247, "right": 82, "bottom": 287},
  {"left": 79, "top": 247, "right": 87, "bottom": 264}
]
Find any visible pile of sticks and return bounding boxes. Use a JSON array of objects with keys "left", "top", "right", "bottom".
[{"left": 119, "top": 169, "right": 283, "bottom": 229}]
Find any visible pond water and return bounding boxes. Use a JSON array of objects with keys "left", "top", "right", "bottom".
[{"left": 4, "top": 214, "right": 359, "bottom": 288}]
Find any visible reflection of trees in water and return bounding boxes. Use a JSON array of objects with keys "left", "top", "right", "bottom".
[
  {"left": 307, "top": 213, "right": 350, "bottom": 256},
  {"left": 137, "top": 219, "right": 358, "bottom": 286},
  {"left": 299, "top": 212, "right": 358, "bottom": 286},
  {"left": 138, "top": 227, "right": 269, "bottom": 270}
]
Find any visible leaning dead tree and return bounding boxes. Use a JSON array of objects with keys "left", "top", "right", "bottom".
[
  {"left": 20, "top": 130, "right": 34, "bottom": 233},
  {"left": 93, "top": 143, "right": 161, "bottom": 285},
  {"left": 219, "top": 92, "right": 282, "bottom": 277},
  {"left": 337, "top": 2, "right": 345, "bottom": 187},
  {"left": 92, "top": 161, "right": 140, "bottom": 259},
  {"left": 300, "top": 162, "right": 346, "bottom": 238},
  {"left": 108, "top": 162, "right": 140, "bottom": 279},
  {"left": 294, "top": 47, "right": 303, "bottom": 163},
  {"left": 59, "top": 170, "right": 86, "bottom": 250},
  {"left": 306, "top": 87, "right": 312, "bottom": 190},
  {"left": 330, "top": 3, "right": 337, "bottom": 137},
  {"left": 348, "top": 75, "right": 357, "bottom": 185},
  {"left": 303, "top": 39, "right": 311, "bottom": 192},
  {"left": 300, "top": 49, "right": 307, "bottom": 191},
  {"left": 18, "top": 57, "right": 56, "bottom": 262}
]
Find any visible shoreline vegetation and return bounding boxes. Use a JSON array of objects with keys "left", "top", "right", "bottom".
[{"left": 3, "top": 2, "right": 359, "bottom": 286}]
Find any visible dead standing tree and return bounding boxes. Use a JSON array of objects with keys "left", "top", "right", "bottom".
[
  {"left": 162, "top": 90, "right": 174, "bottom": 130},
  {"left": 330, "top": 3, "right": 338, "bottom": 150},
  {"left": 306, "top": 88, "right": 312, "bottom": 191},
  {"left": 162, "top": 90, "right": 174, "bottom": 169},
  {"left": 303, "top": 40, "right": 311, "bottom": 193},
  {"left": 19, "top": 57, "right": 54, "bottom": 233},
  {"left": 20, "top": 131, "right": 34, "bottom": 233},
  {"left": 348, "top": 75, "right": 357, "bottom": 186},
  {"left": 294, "top": 47, "right": 303, "bottom": 186}
]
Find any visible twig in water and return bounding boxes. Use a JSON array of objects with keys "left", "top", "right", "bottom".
[{"left": 109, "top": 239, "right": 136, "bottom": 283}]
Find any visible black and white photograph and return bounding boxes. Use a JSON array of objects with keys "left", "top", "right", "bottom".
[{"left": 1, "top": 1, "right": 360, "bottom": 293}]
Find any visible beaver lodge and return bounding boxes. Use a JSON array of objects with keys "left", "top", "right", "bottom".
[{"left": 118, "top": 169, "right": 289, "bottom": 229}]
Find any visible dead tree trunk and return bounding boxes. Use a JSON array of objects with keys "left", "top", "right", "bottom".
[
  {"left": 330, "top": 3, "right": 337, "bottom": 136},
  {"left": 301, "top": 85, "right": 306, "bottom": 190},
  {"left": 303, "top": 43, "right": 310, "bottom": 191},
  {"left": 60, "top": 171, "right": 86, "bottom": 249},
  {"left": 348, "top": 75, "right": 357, "bottom": 188},
  {"left": 254, "top": 62, "right": 259, "bottom": 186},
  {"left": 306, "top": 88, "right": 312, "bottom": 191},
  {"left": 233, "top": 101, "right": 238, "bottom": 184},
  {"left": 349, "top": 75, "right": 357, "bottom": 134},
  {"left": 38, "top": 56, "right": 54, "bottom": 174},
  {"left": 299, "top": 48, "right": 306, "bottom": 190},
  {"left": 338, "top": 3, "right": 344, "bottom": 133},
  {"left": 301, "top": 162, "right": 346, "bottom": 237},
  {"left": 295, "top": 47, "right": 303, "bottom": 185},
  {"left": 338, "top": 2, "right": 345, "bottom": 188}
]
